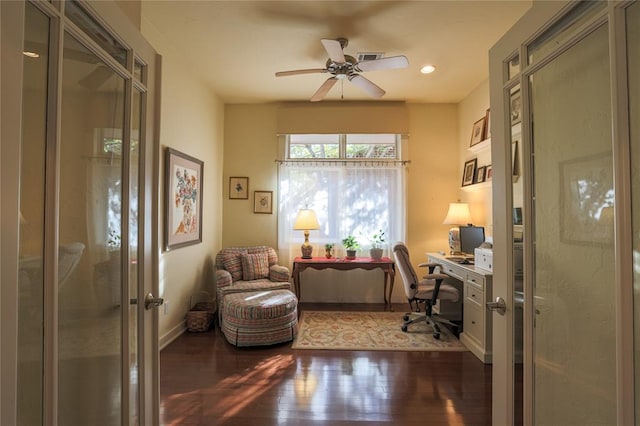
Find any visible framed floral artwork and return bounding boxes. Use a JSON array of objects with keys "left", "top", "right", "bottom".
[
  {"left": 253, "top": 191, "right": 273, "bottom": 214},
  {"left": 164, "top": 148, "right": 204, "bottom": 250},
  {"left": 229, "top": 176, "right": 249, "bottom": 199}
]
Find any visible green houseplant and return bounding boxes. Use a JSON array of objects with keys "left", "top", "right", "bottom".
[
  {"left": 370, "top": 229, "right": 385, "bottom": 260},
  {"left": 324, "top": 243, "right": 334, "bottom": 259},
  {"left": 342, "top": 235, "right": 359, "bottom": 259}
]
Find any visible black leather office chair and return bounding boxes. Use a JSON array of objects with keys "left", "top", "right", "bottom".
[{"left": 393, "top": 242, "right": 460, "bottom": 339}]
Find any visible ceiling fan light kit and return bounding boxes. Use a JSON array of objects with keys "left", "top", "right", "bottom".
[{"left": 275, "top": 38, "right": 409, "bottom": 102}]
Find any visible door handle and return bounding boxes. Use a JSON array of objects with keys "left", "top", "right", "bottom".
[
  {"left": 144, "top": 292, "right": 164, "bottom": 310},
  {"left": 486, "top": 296, "right": 506, "bottom": 315}
]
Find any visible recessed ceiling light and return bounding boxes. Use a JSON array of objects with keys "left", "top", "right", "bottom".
[
  {"left": 421, "top": 65, "right": 436, "bottom": 74},
  {"left": 23, "top": 51, "right": 40, "bottom": 58}
]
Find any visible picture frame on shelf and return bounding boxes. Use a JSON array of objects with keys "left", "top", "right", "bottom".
[
  {"left": 470, "top": 117, "right": 486, "bottom": 147},
  {"left": 484, "top": 108, "right": 491, "bottom": 140},
  {"left": 462, "top": 158, "right": 477, "bottom": 187},
  {"left": 229, "top": 176, "right": 249, "bottom": 199},
  {"left": 486, "top": 165, "right": 493, "bottom": 180},
  {"left": 476, "top": 166, "right": 487, "bottom": 183},
  {"left": 164, "top": 148, "right": 204, "bottom": 251},
  {"left": 510, "top": 89, "right": 522, "bottom": 125},
  {"left": 253, "top": 190, "right": 273, "bottom": 214}
]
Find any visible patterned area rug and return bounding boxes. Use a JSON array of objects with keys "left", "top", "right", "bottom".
[{"left": 292, "top": 311, "right": 467, "bottom": 352}]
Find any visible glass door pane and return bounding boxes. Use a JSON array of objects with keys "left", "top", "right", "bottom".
[
  {"left": 627, "top": 0, "right": 640, "bottom": 416},
  {"left": 129, "top": 87, "right": 143, "bottom": 424},
  {"left": 18, "top": 3, "right": 50, "bottom": 424},
  {"left": 530, "top": 23, "right": 614, "bottom": 424},
  {"left": 58, "top": 31, "right": 125, "bottom": 425}
]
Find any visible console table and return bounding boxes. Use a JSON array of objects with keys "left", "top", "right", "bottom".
[
  {"left": 427, "top": 252, "right": 493, "bottom": 364},
  {"left": 292, "top": 257, "right": 395, "bottom": 304}
]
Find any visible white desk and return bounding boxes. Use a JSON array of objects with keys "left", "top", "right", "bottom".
[{"left": 427, "top": 252, "right": 493, "bottom": 364}]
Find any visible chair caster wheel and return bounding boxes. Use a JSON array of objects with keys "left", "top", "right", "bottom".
[
  {"left": 401, "top": 325, "right": 408, "bottom": 332},
  {"left": 433, "top": 333, "right": 440, "bottom": 340},
  {"left": 403, "top": 314, "right": 409, "bottom": 321}
]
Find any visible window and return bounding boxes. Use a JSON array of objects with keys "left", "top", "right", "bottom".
[{"left": 278, "top": 134, "right": 406, "bottom": 263}]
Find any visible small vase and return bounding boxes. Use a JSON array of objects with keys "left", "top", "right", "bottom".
[
  {"left": 370, "top": 248, "right": 383, "bottom": 261},
  {"left": 346, "top": 250, "right": 356, "bottom": 259},
  {"left": 325, "top": 248, "right": 332, "bottom": 259}
]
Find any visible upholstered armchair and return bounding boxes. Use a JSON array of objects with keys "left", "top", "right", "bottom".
[{"left": 214, "top": 246, "right": 292, "bottom": 320}]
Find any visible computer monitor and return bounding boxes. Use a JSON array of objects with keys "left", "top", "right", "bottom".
[{"left": 459, "top": 225, "right": 485, "bottom": 256}]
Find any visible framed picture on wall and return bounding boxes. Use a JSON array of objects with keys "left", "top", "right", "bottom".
[
  {"left": 253, "top": 191, "right": 273, "bottom": 214},
  {"left": 484, "top": 108, "right": 491, "bottom": 140},
  {"left": 462, "top": 158, "right": 477, "bottom": 186},
  {"left": 486, "top": 165, "right": 493, "bottom": 180},
  {"left": 164, "top": 148, "right": 204, "bottom": 251},
  {"left": 476, "top": 166, "right": 487, "bottom": 183},
  {"left": 470, "top": 117, "right": 486, "bottom": 147},
  {"left": 229, "top": 176, "right": 249, "bottom": 199}
]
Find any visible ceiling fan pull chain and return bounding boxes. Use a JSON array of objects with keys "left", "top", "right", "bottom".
[{"left": 341, "top": 79, "right": 344, "bottom": 100}]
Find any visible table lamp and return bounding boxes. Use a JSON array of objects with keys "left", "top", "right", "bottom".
[
  {"left": 293, "top": 208, "right": 320, "bottom": 259},
  {"left": 443, "top": 202, "right": 472, "bottom": 254}
]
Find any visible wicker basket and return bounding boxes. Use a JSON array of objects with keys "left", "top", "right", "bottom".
[{"left": 186, "top": 301, "right": 216, "bottom": 332}]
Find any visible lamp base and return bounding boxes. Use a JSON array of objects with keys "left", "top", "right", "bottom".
[
  {"left": 301, "top": 243, "right": 313, "bottom": 259},
  {"left": 448, "top": 227, "right": 461, "bottom": 254}
]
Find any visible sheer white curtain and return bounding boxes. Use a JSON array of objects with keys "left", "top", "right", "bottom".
[{"left": 278, "top": 161, "right": 406, "bottom": 266}]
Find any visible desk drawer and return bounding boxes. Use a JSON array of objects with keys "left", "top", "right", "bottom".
[
  {"left": 465, "top": 273, "right": 484, "bottom": 291},
  {"left": 465, "top": 284, "right": 484, "bottom": 308},
  {"left": 464, "top": 302, "right": 484, "bottom": 344},
  {"left": 441, "top": 264, "right": 464, "bottom": 281}
]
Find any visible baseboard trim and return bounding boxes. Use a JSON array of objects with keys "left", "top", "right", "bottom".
[{"left": 160, "top": 320, "right": 186, "bottom": 350}]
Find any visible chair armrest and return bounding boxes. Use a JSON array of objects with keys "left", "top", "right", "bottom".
[
  {"left": 269, "top": 264, "right": 290, "bottom": 282},
  {"left": 215, "top": 269, "right": 233, "bottom": 288},
  {"left": 418, "top": 262, "right": 443, "bottom": 275}
]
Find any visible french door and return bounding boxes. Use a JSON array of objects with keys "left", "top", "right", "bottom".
[
  {"left": 1, "top": 1, "right": 160, "bottom": 424},
  {"left": 489, "top": 1, "right": 638, "bottom": 424}
]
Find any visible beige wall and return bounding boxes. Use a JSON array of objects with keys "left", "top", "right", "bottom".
[
  {"left": 222, "top": 102, "right": 461, "bottom": 302},
  {"left": 457, "top": 79, "right": 493, "bottom": 237},
  {"left": 142, "top": 16, "right": 225, "bottom": 346}
]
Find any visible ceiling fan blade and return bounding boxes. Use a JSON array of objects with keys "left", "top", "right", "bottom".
[
  {"left": 321, "top": 39, "right": 346, "bottom": 63},
  {"left": 310, "top": 77, "right": 338, "bottom": 102},
  {"left": 356, "top": 55, "right": 409, "bottom": 72},
  {"left": 275, "top": 68, "right": 327, "bottom": 77},
  {"left": 349, "top": 74, "right": 385, "bottom": 98}
]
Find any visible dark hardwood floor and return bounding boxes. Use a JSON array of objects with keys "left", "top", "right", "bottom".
[{"left": 160, "top": 303, "right": 492, "bottom": 425}]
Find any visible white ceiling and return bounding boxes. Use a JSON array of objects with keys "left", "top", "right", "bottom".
[{"left": 141, "top": 1, "right": 531, "bottom": 104}]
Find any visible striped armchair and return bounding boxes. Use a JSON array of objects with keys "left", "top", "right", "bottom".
[{"left": 214, "top": 246, "right": 292, "bottom": 321}]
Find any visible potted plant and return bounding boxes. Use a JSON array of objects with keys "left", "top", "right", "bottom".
[
  {"left": 370, "top": 229, "right": 385, "bottom": 260},
  {"left": 342, "top": 235, "right": 359, "bottom": 259},
  {"left": 324, "top": 243, "right": 334, "bottom": 259}
]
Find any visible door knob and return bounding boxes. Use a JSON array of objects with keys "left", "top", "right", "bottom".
[
  {"left": 144, "top": 292, "right": 164, "bottom": 310},
  {"left": 486, "top": 296, "right": 506, "bottom": 315}
]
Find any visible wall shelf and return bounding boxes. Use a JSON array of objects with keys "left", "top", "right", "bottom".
[
  {"left": 468, "top": 138, "right": 491, "bottom": 154},
  {"left": 461, "top": 181, "right": 492, "bottom": 191}
]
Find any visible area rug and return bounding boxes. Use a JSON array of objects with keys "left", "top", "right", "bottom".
[{"left": 292, "top": 311, "right": 467, "bottom": 352}]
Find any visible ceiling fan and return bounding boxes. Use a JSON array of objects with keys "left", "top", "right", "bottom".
[{"left": 275, "top": 38, "right": 409, "bottom": 102}]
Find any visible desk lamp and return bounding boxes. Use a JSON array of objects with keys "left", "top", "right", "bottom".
[
  {"left": 293, "top": 208, "right": 320, "bottom": 259},
  {"left": 443, "top": 202, "right": 472, "bottom": 254}
]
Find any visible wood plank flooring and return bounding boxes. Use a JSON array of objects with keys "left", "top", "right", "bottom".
[{"left": 160, "top": 303, "right": 492, "bottom": 425}]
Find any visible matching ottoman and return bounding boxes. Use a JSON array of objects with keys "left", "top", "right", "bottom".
[{"left": 221, "top": 289, "right": 298, "bottom": 347}]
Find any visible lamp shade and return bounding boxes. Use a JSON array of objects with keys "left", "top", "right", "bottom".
[
  {"left": 443, "top": 203, "right": 472, "bottom": 225},
  {"left": 293, "top": 209, "right": 320, "bottom": 230}
]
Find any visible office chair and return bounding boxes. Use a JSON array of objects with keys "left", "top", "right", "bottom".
[{"left": 392, "top": 242, "right": 460, "bottom": 339}]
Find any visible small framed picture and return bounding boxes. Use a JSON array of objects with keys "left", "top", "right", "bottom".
[
  {"left": 484, "top": 108, "right": 491, "bottom": 140},
  {"left": 253, "top": 191, "right": 273, "bottom": 214},
  {"left": 476, "top": 166, "right": 487, "bottom": 183},
  {"left": 229, "top": 176, "right": 249, "bottom": 199},
  {"left": 486, "top": 165, "right": 493, "bottom": 180},
  {"left": 470, "top": 117, "right": 486, "bottom": 147},
  {"left": 511, "top": 90, "right": 522, "bottom": 125},
  {"left": 462, "top": 158, "right": 477, "bottom": 187}
]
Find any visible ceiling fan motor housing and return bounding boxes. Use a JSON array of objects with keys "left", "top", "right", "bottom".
[{"left": 326, "top": 54, "right": 357, "bottom": 78}]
